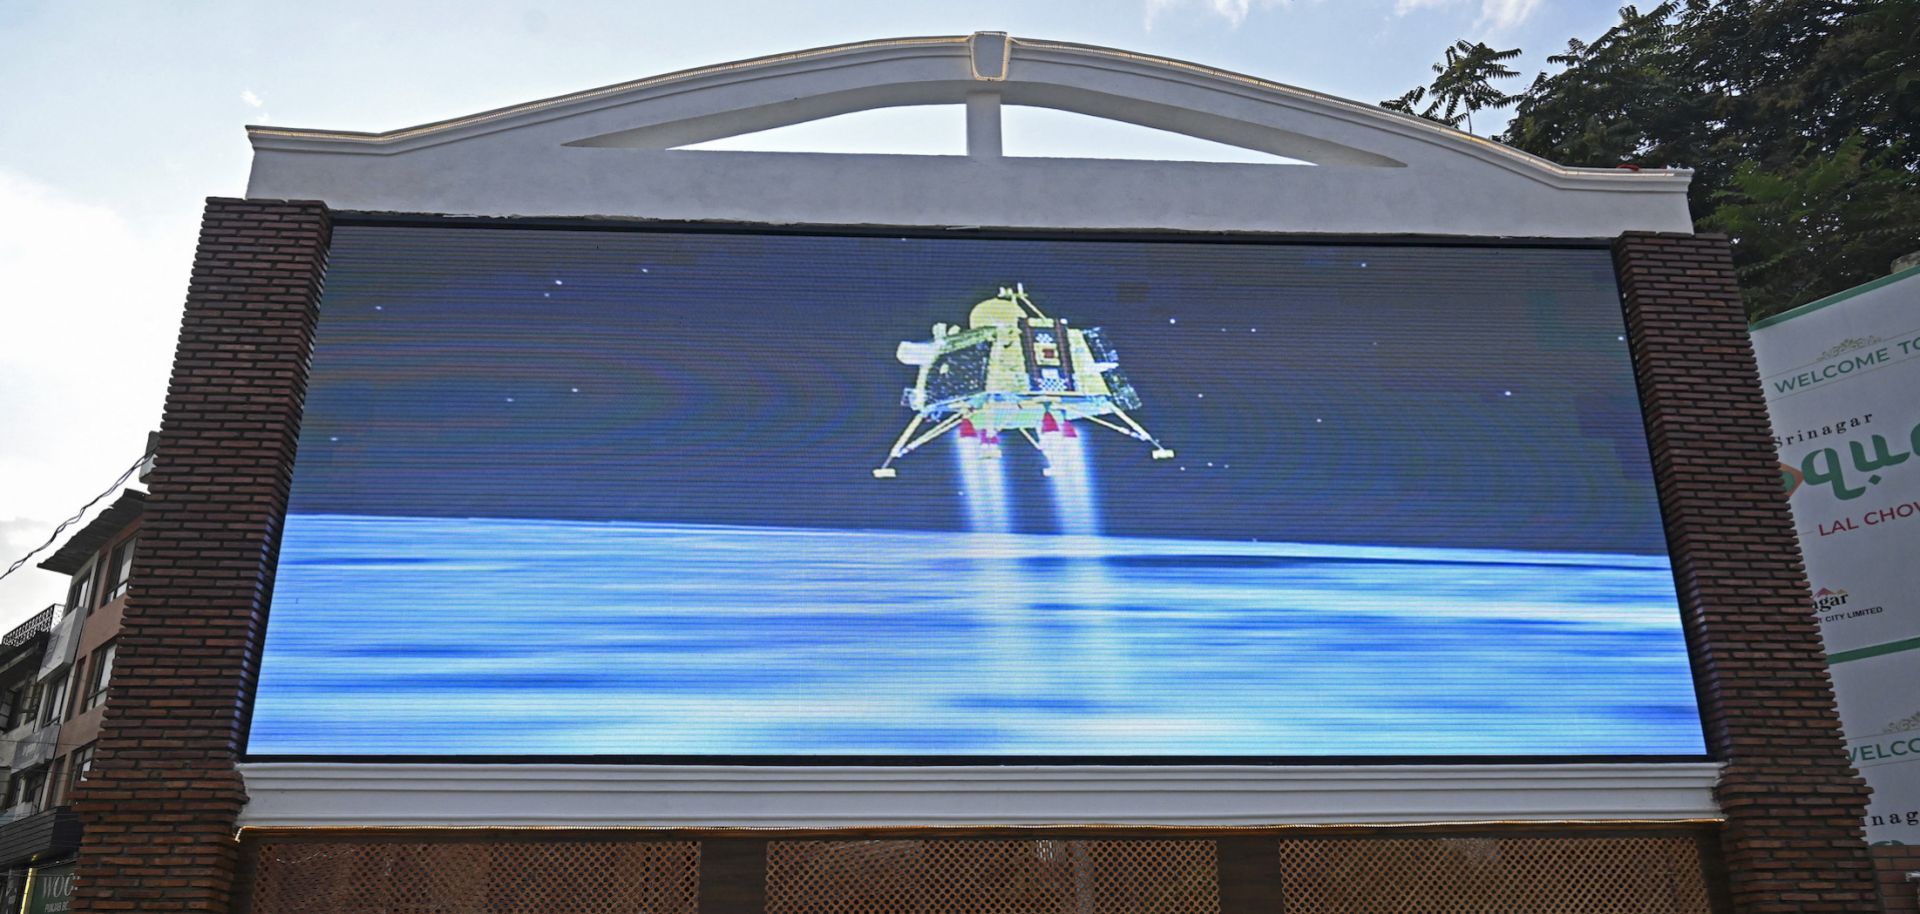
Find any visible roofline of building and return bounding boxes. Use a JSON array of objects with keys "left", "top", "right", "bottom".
[
  {"left": 244, "top": 33, "right": 1692, "bottom": 189},
  {"left": 36, "top": 490, "right": 146, "bottom": 575}
]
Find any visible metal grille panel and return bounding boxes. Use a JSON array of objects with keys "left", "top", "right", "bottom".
[
  {"left": 1277, "top": 836, "right": 1711, "bottom": 914},
  {"left": 247, "top": 840, "right": 699, "bottom": 914},
  {"left": 766, "top": 839, "right": 1219, "bottom": 914}
]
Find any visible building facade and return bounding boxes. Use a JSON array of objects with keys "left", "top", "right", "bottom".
[
  {"left": 0, "top": 601, "right": 63, "bottom": 912},
  {"left": 64, "top": 35, "right": 1890, "bottom": 913},
  {"left": 0, "top": 489, "right": 139, "bottom": 911}
]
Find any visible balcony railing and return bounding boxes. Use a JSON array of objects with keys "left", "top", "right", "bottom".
[{"left": 1, "top": 605, "right": 61, "bottom": 648}]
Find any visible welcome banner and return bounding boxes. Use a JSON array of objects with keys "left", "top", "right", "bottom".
[{"left": 1754, "top": 265, "right": 1920, "bottom": 845}]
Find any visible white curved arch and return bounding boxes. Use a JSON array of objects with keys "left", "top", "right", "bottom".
[{"left": 245, "top": 33, "right": 1693, "bottom": 235}]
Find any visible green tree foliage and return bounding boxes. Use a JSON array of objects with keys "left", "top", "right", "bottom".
[
  {"left": 1502, "top": 4, "right": 1712, "bottom": 190},
  {"left": 1429, "top": 40, "right": 1525, "bottom": 134},
  {"left": 1707, "top": 134, "right": 1920, "bottom": 310},
  {"left": 1380, "top": 86, "right": 1463, "bottom": 128},
  {"left": 1384, "top": 0, "right": 1920, "bottom": 318},
  {"left": 1381, "top": 41, "right": 1523, "bottom": 132}
]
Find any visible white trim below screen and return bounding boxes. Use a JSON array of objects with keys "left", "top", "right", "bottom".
[{"left": 237, "top": 762, "right": 1722, "bottom": 829}]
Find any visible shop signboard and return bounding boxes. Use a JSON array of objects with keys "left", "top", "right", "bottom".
[{"left": 24, "top": 862, "right": 75, "bottom": 914}]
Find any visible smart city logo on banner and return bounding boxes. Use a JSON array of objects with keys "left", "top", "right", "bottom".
[{"left": 1812, "top": 585, "right": 1886, "bottom": 624}]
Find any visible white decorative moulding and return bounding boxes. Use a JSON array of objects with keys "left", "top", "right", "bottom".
[
  {"left": 243, "top": 34, "right": 1693, "bottom": 237},
  {"left": 237, "top": 762, "right": 1723, "bottom": 829}
]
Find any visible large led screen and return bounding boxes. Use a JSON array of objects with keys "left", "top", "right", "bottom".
[{"left": 249, "top": 225, "right": 1704, "bottom": 758}]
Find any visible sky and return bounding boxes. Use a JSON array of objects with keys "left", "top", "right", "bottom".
[{"left": 0, "top": 0, "right": 1630, "bottom": 623}]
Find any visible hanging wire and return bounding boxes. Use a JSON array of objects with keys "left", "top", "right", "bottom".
[{"left": 0, "top": 454, "right": 149, "bottom": 583}]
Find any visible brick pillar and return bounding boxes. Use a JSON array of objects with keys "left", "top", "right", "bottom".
[
  {"left": 70, "top": 199, "right": 331, "bottom": 912},
  {"left": 1872, "top": 846, "right": 1920, "bottom": 914},
  {"left": 1615, "top": 232, "right": 1880, "bottom": 914}
]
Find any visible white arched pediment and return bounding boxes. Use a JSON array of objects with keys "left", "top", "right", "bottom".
[{"left": 246, "top": 33, "right": 1693, "bottom": 235}]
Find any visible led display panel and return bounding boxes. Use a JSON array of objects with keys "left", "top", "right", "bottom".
[{"left": 249, "top": 225, "right": 1704, "bottom": 759}]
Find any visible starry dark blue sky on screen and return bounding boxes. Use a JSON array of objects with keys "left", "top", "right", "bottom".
[{"left": 289, "top": 226, "right": 1666, "bottom": 554}]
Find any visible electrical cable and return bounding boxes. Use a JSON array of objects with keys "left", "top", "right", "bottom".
[{"left": 0, "top": 454, "right": 147, "bottom": 583}]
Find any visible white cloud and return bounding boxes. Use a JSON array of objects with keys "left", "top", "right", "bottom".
[
  {"left": 1144, "top": 0, "right": 1293, "bottom": 30},
  {"left": 0, "top": 171, "right": 190, "bottom": 624},
  {"left": 1475, "top": 0, "right": 1541, "bottom": 29},
  {"left": 1392, "top": 0, "right": 1542, "bottom": 30},
  {"left": 240, "top": 88, "right": 264, "bottom": 108}
]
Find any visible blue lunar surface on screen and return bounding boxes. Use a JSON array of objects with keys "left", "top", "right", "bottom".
[{"left": 248, "top": 227, "right": 1706, "bottom": 758}]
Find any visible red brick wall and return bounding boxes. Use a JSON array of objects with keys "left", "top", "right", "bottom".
[
  {"left": 1614, "top": 232, "right": 1881, "bottom": 914},
  {"left": 1873, "top": 845, "right": 1920, "bottom": 914},
  {"left": 62, "top": 213, "right": 1884, "bottom": 911},
  {"left": 68, "top": 198, "right": 331, "bottom": 912}
]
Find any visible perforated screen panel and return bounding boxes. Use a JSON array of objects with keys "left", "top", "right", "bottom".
[
  {"left": 241, "top": 832, "right": 1720, "bottom": 914},
  {"left": 765, "top": 839, "right": 1220, "bottom": 914},
  {"left": 245, "top": 840, "right": 699, "bottom": 914},
  {"left": 1277, "top": 836, "right": 1712, "bottom": 914}
]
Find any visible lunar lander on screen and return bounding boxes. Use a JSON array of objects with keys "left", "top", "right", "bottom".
[{"left": 873, "top": 284, "right": 1173, "bottom": 478}]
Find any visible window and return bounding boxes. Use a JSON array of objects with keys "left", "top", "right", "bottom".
[
  {"left": 14, "top": 682, "right": 41, "bottom": 729},
  {"left": 39, "top": 670, "right": 68, "bottom": 727},
  {"left": 5, "top": 766, "right": 47, "bottom": 814},
  {"left": 83, "top": 642, "right": 115, "bottom": 711},
  {"left": 63, "top": 741, "right": 95, "bottom": 798},
  {"left": 0, "top": 683, "right": 22, "bottom": 730},
  {"left": 65, "top": 744, "right": 94, "bottom": 796},
  {"left": 64, "top": 562, "right": 94, "bottom": 614},
  {"left": 101, "top": 536, "right": 137, "bottom": 602}
]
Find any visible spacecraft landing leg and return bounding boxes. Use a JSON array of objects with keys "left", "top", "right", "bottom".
[
  {"left": 1074, "top": 407, "right": 1175, "bottom": 461},
  {"left": 873, "top": 413, "right": 966, "bottom": 478}
]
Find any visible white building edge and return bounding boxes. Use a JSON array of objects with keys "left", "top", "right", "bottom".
[
  {"left": 246, "top": 32, "right": 1692, "bottom": 237},
  {"left": 237, "top": 33, "right": 1716, "bottom": 831}
]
